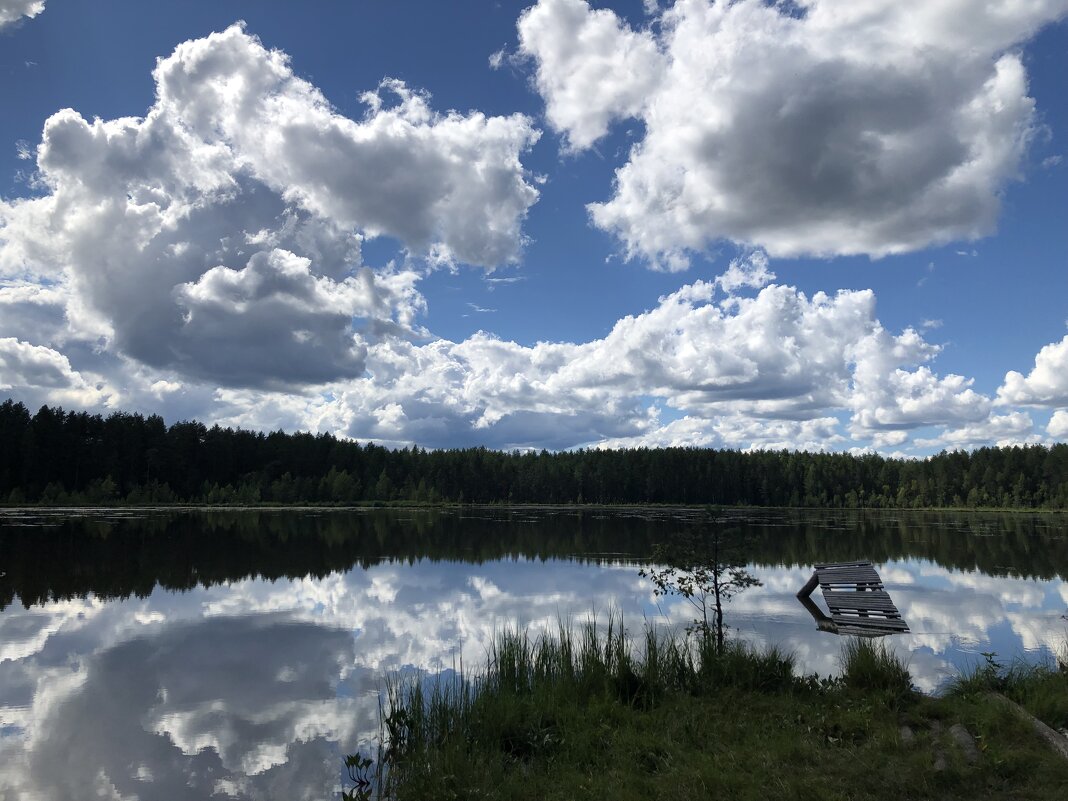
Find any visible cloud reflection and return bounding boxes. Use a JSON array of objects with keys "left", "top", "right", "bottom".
[{"left": 1, "top": 555, "right": 1066, "bottom": 799}]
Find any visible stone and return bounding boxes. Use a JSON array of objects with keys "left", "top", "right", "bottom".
[{"left": 949, "top": 723, "right": 980, "bottom": 764}]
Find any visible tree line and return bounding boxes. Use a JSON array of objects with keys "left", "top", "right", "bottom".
[{"left": 3, "top": 398, "right": 1068, "bottom": 508}]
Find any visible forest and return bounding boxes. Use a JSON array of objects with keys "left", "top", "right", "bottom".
[{"left": 3, "top": 398, "right": 1068, "bottom": 508}]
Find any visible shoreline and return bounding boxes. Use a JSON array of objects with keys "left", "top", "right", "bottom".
[
  {"left": 5, "top": 502, "right": 1068, "bottom": 514},
  {"left": 354, "top": 627, "right": 1068, "bottom": 800}
]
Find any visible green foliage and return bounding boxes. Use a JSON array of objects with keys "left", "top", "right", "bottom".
[
  {"left": 948, "top": 648, "right": 1068, "bottom": 730},
  {"left": 640, "top": 511, "right": 761, "bottom": 651},
  {"left": 360, "top": 620, "right": 1068, "bottom": 801},
  {"left": 6, "top": 398, "right": 1068, "bottom": 507},
  {"left": 341, "top": 753, "right": 377, "bottom": 801},
  {"left": 374, "top": 619, "right": 803, "bottom": 797},
  {"left": 840, "top": 637, "right": 913, "bottom": 702}
]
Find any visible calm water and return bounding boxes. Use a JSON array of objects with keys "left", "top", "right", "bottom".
[{"left": 2, "top": 507, "right": 1067, "bottom": 800}]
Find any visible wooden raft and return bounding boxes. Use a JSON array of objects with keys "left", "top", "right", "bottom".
[{"left": 797, "top": 560, "right": 909, "bottom": 635}]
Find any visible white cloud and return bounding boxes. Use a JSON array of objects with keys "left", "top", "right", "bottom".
[
  {"left": 998, "top": 335, "right": 1068, "bottom": 407},
  {"left": 600, "top": 414, "right": 846, "bottom": 452},
  {"left": 172, "top": 248, "right": 424, "bottom": 388},
  {"left": 849, "top": 326, "right": 991, "bottom": 436},
  {"left": 1048, "top": 410, "right": 1068, "bottom": 440},
  {"left": 0, "top": 0, "right": 43, "bottom": 30},
  {"left": 0, "top": 24, "right": 540, "bottom": 389},
  {"left": 0, "top": 337, "right": 108, "bottom": 407},
  {"left": 519, "top": 0, "right": 1067, "bottom": 268},
  {"left": 154, "top": 25, "right": 540, "bottom": 265},
  {"left": 204, "top": 272, "right": 996, "bottom": 452},
  {"left": 714, "top": 250, "right": 775, "bottom": 294},
  {"left": 921, "top": 412, "right": 1037, "bottom": 450},
  {"left": 517, "top": 0, "right": 664, "bottom": 152}
]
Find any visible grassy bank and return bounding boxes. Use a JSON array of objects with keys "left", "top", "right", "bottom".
[
  {"left": 947, "top": 649, "right": 1068, "bottom": 733},
  {"left": 351, "top": 623, "right": 1068, "bottom": 800}
]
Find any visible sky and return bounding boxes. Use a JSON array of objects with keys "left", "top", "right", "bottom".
[{"left": 0, "top": 0, "right": 1066, "bottom": 455}]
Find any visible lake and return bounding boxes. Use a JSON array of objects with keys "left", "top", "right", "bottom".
[{"left": 2, "top": 507, "right": 1067, "bottom": 800}]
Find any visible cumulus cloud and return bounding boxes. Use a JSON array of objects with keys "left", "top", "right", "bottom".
[
  {"left": 998, "top": 335, "right": 1068, "bottom": 407},
  {"left": 519, "top": 0, "right": 1067, "bottom": 268},
  {"left": 517, "top": 0, "right": 664, "bottom": 152},
  {"left": 0, "top": 24, "right": 539, "bottom": 389},
  {"left": 172, "top": 248, "right": 424, "bottom": 388},
  {"left": 0, "top": 0, "right": 43, "bottom": 30},
  {"left": 203, "top": 273, "right": 996, "bottom": 452},
  {"left": 0, "top": 283, "right": 68, "bottom": 344},
  {"left": 0, "top": 14, "right": 1043, "bottom": 453},
  {"left": 153, "top": 27, "right": 540, "bottom": 266},
  {"left": 848, "top": 328, "right": 991, "bottom": 436},
  {"left": 1048, "top": 410, "right": 1068, "bottom": 440},
  {"left": 714, "top": 250, "right": 775, "bottom": 294},
  {"left": 0, "top": 337, "right": 108, "bottom": 407},
  {"left": 917, "top": 412, "right": 1036, "bottom": 450},
  {"left": 599, "top": 414, "right": 846, "bottom": 451}
]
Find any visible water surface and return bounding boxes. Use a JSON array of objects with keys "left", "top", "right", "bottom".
[{"left": 1, "top": 507, "right": 1066, "bottom": 800}]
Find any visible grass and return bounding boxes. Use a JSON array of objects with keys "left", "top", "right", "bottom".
[
  {"left": 947, "top": 648, "right": 1068, "bottom": 732},
  {"left": 346, "top": 621, "right": 1068, "bottom": 800},
  {"left": 840, "top": 637, "right": 914, "bottom": 702}
]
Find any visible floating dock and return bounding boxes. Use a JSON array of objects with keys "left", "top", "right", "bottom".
[{"left": 797, "top": 560, "right": 909, "bottom": 636}]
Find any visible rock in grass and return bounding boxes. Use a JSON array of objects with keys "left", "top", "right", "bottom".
[{"left": 949, "top": 723, "right": 980, "bottom": 764}]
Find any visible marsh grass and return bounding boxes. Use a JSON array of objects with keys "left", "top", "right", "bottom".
[
  {"left": 947, "top": 646, "right": 1068, "bottom": 730},
  {"left": 840, "top": 637, "right": 913, "bottom": 702},
  {"left": 354, "top": 621, "right": 1068, "bottom": 801}
]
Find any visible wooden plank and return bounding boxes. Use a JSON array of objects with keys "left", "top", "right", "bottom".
[
  {"left": 819, "top": 576, "right": 882, "bottom": 583},
  {"left": 826, "top": 600, "right": 899, "bottom": 611},
  {"left": 827, "top": 606, "right": 900, "bottom": 616},
  {"left": 815, "top": 560, "right": 875, "bottom": 570},
  {"left": 815, "top": 561, "right": 872, "bottom": 569},
  {"left": 817, "top": 568, "right": 880, "bottom": 579},
  {"left": 827, "top": 606, "right": 900, "bottom": 617},
  {"left": 830, "top": 615, "right": 906, "bottom": 624},
  {"left": 824, "top": 592, "right": 897, "bottom": 607},
  {"left": 796, "top": 571, "right": 820, "bottom": 600},
  {"left": 828, "top": 619, "right": 905, "bottom": 632},
  {"left": 830, "top": 614, "right": 908, "bottom": 627},
  {"left": 828, "top": 603, "right": 900, "bottom": 614},
  {"left": 834, "top": 623, "right": 907, "bottom": 632},
  {"left": 829, "top": 605, "right": 901, "bottom": 616},
  {"left": 824, "top": 589, "right": 893, "bottom": 599},
  {"left": 826, "top": 598, "right": 898, "bottom": 608}
]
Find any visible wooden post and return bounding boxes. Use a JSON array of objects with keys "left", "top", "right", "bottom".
[{"left": 796, "top": 570, "right": 819, "bottom": 599}]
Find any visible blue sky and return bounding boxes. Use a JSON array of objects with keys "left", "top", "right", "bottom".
[{"left": 1, "top": 0, "right": 1067, "bottom": 454}]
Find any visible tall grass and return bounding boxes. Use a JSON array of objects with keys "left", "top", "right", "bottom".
[
  {"left": 839, "top": 637, "right": 913, "bottom": 700},
  {"left": 370, "top": 618, "right": 799, "bottom": 796},
  {"left": 947, "top": 647, "right": 1068, "bottom": 730}
]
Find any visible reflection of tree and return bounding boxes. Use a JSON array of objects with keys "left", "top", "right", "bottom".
[
  {"left": 640, "top": 510, "right": 760, "bottom": 652},
  {"left": 2, "top": 508, "right": 1068, "bottom": 611}
]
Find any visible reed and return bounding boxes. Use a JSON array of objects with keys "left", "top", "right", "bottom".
[{"left": 346, "top": 621, "right": 1068, "bottom": 801}]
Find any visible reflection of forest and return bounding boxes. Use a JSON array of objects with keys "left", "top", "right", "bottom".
[{"left": 2, "top": 508, "right": 1067, "bottom": 610}]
